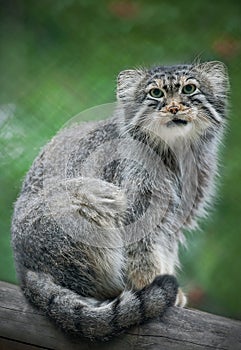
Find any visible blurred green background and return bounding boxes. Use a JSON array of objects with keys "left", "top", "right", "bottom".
[{"left": 0, "top": 0, "right": 241, "bottom": 320}]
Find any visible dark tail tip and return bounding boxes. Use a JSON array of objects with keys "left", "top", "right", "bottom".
[{"left": 151, "top": 274, "right": 178, "bottom": 307}]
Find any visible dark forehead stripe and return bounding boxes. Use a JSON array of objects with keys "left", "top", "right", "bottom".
[
  {"left": 150, "top": 64, "right": 192, "bottom": 73},
  {"left": 149, "top": 64, "right": 193, "bottom": 79},
  {"left": 144, "top": 65, "right": 194, "bottom": 92}
]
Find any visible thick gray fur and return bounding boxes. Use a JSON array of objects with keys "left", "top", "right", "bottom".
[{"left": 11, "top": 61, "right": 229, "bottom": 340}]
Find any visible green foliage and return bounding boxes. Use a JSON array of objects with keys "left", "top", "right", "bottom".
[{"left": 0, "top": 0, "right": 241, "bottom": 319}]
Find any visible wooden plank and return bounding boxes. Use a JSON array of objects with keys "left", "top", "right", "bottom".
[
  {"left": 0, "top": 337, "right": 50, "bottom": 350},
  {"left": 0, "top": 281, "right": 241, "bottom": 350}
]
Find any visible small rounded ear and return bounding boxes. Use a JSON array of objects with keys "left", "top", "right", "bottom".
[
  {"left": 116, "top": 69, "right": 147, "bottom": 101},
  {"left": 196, "top": 61, "right": 229, "bottom": 94}
]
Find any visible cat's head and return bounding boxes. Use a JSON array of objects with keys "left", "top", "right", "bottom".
[{"left": 117, "top": 62, "right": 229, "bottom": 144}]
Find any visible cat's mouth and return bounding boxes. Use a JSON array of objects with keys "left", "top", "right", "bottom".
[{"left": 166, "top": 118, "right": 188, "bottom": 127}]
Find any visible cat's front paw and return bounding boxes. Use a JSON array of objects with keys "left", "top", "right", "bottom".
[
  {"left": 65, "top": 177, "right": 127, "bottom": 227},
  {"left": 175, "top": 288, "right": 187, "bottom": 307}
]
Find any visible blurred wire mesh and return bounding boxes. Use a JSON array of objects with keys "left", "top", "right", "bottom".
[{"left": 0, "top": 0, "right": 241, "bottom": 319}]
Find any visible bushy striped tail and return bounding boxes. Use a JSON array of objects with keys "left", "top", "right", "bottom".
[{"left": 23, "top": 271, "right": 178, "bottom": 340}]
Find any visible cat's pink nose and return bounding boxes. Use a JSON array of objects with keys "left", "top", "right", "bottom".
[{"left": 167, "top": 105, "right": 180, "bottom": 114}]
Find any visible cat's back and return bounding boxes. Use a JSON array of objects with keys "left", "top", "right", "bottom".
[{"left": 20, "top": 116, "right": 119, "bottom": 196}]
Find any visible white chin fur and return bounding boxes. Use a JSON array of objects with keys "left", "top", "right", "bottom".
[{"left": 146, "top": 121, "right": 193, "bottom": 145}]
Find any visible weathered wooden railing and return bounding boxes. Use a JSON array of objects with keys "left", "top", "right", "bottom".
[{"left": 0, "top": 281, "right": 240, "bottom": 350}]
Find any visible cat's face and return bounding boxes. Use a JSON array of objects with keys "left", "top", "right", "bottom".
[{"left": 117, "top": 62, "right": 229, "bottom": 143}]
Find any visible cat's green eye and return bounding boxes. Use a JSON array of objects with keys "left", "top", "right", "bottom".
[
  {"left": 149, "top": 88, "right": 164, "bottom": 98},
  {"left": 182, "top": 84, "right": 197, "bottom": 94}
]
